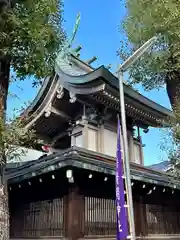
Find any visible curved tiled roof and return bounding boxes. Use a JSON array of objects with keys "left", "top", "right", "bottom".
[
  {"left": 23, "top": 50, "right": 174, "bottom": 129},
  {"left": 7, "top": 146, "right": 180, "bottom": 191}
]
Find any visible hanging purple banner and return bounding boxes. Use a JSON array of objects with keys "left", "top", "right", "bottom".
[{"left": 116, "top": 116, "right": 128, "bottom": 240}]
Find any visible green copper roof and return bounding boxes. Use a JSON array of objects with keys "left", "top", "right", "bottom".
[
  {"left": 23, "top": 42, "right": 174, "bottom": 128},
  {"left": 55, "top": 60, "right": 174, "bottom": 119},
  {"left": 7, "top": 147, "right": 180, "bottom": 190}
]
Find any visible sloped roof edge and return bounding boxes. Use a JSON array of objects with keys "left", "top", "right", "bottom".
[
  {"left": 7, "top": 147, "right": 179, "bottom": 190},
  {"left": 56, "top": 65, "right": 173, "bottom": 118},
  {"left": 26, "top": 58, "right": 174, "bottom": 122}
]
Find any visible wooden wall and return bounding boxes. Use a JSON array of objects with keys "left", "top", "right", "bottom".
[
  {"left": 10, "top": 198, "right": 64, "bottom": 238},
  {"left": 10, "top": 189, "right": 180, "bottom": 238},
  {"left": 9, "top": 168, "right": 180, "bottom": 239}
]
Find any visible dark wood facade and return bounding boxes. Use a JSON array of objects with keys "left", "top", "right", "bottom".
[{"left": 8, "top": 148, "right": 180, "bottom": 239}]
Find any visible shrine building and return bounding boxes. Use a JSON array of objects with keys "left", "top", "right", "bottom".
[{"left": 7, "top": 47, "right": 180, "bottom": 240}]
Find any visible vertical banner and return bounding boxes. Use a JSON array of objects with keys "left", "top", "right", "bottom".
[{"left": 116, "top": 116, "right": 128, "bottom": 239}]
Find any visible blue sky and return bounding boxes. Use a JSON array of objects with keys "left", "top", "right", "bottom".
[{"left": 8, "top": 0, "right": 171, "bottom": 166}]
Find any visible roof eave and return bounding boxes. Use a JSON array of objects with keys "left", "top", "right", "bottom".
[
  {"left": 99, "top": 67, "right": 174, "bottom": 119},
  {"left": 7, "top": 147, "right": 180, "bottom": 190},
  {"left": 56, "top": 65, "right": 174, "bottom": 120}
]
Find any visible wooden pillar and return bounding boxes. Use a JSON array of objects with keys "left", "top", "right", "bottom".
[
  {"left": 66, "top": 184, "right": 85, "bottom": 240},
  {"left": 139, "top": 136, "right": 144, "bottom": 165},
  {"left": 134, "top": 200, "right": 141, "bottom": 236},
  {"left": 83, "top": 120, "right": 88, "bottom": 149},
  {"left": 133, "top": 196, "right": 147, "bottom": 237},
  {"left": 139, "top": 196, "right": 148, "bottom": 236},
  {"left": 128, "top": 130, "right": 134, "bottom": 163},
  {"left": 98, "top": 124, "right": 104, "bottom": 153},
  {"left": 137, "top": 127, "right": 144, "bottom": 165}
]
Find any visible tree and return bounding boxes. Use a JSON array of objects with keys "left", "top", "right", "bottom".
[
  {"left": 0, "top": 0, "right": 65, "bottom": 238},
  {"left": 120, "top": 0, "right": 180, "bottom": 109},
  {"left": 164, "top": 105, "right": 180, "bottom": 177},
  {"left": 0, "top": 113, "right": 43, "bottom": 239}
]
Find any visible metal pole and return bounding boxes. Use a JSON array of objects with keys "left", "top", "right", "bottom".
[{"left": 118, "top": 70, "right": 136, "bottom": 240}]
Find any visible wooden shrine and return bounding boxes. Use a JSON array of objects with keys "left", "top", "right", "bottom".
[{"left": 7, "top": 46, "right": 180, "bottom": 240}]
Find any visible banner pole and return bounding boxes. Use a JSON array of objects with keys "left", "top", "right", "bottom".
[{"left": 118, "top": 70, "right": 136, "bottom": 240}]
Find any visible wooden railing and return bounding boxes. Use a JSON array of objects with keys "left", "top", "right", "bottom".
[
  {"left": 10, "top": 191, "right": 180, "bottom": 238},
  {"left": 146, "top": 204, "right": 180, "bottom": 235},
  {"left": 84, "top": 197, "right": 116, "bottom": 236},
  {"left": 10, "top": 198, "right": 64, "bottom": 238},
  {"left": 84, "top": 197, "right": 180, "bottom": 237}
]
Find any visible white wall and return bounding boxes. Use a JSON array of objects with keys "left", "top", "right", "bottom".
[
  {"left": 70, "top": 123, "right": 142, "bottom": 164},
  {"left": 7, "top": 147, "right": 45, "bottom": 163}
]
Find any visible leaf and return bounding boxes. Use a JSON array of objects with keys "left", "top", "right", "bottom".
[
  {"left": 120, "top": 0, "right": 180, "bottom": 96},
  {"left": 0, "top": 0, "right": 66, "bottom": 80},
  {"left": 0, "top": 0, "right": 66, "bottom": 165}
]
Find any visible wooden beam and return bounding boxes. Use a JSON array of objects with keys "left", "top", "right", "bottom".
[
  {"left": 51, "top": 106, "right": 71, "bottom": 121},
  {"left": 71, "top": 55, "right": 93, "bottom": 73},
  {"left": 51, "top": 130, "right": 69, "bottom": 145},
  {"left": 74, "top": 45, "right": 82, "bottom": 53},
  {"left": 66, "top": 185, "right": 85, "bottom": 239},
  {"left": 86, "top": 56, "right": 97, "bottom": 65}
]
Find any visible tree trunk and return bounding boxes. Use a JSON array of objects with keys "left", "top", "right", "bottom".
[
  {"left": 166, "top": 72, "right": 180, "bottom": 110},
  {"left": 0, "top": 57, "right": 10, "bottom": 240}
]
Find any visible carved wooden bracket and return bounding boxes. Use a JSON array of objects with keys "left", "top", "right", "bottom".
[
  {"left": 44, "top": 102, "right": 52, "bottom": 118},
  {"left": 69, "top": 92, "right": 76, "bottom": 103},
  {"left": 56, "top": 85, "right": 64, "bottom": 99}
]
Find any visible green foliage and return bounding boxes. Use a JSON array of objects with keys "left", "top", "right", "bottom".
[
  {"left": 0, "top": 0, "right": 65, "bottom": 165},
  {"left": 121, "top": 0, "right": 180, "bottom": 177},
  {"left": 159, "top": 104, "right": 180, "bottom": 177},
  {"left": 0, "top": 0, "right": 65, "bottom": 82},
  {"left": 166, "top": 104, "right": 180, "bottom": 176},
  {"left": 0, "top": 113, "right": 43, "bottom": 166},
  {"left": 0, "top": 1, "right": 64, "bottom": 237},
  {"left": 120, "top": 0, "right": 180, "bottom": 91}
]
